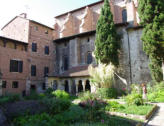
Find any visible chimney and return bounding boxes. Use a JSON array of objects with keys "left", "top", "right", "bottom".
[{"left": 19, "top": 13, "right": 27, "bottom": 18}]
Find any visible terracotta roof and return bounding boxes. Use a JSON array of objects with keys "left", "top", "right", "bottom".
[
  {"left": 49, "top": 65, "right": 92, "bottom": 78},
  {"left": 1, "top": 16, "right": 53, "bottom": 30}
]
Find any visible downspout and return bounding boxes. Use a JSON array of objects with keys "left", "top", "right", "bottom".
[{"left": 126, "top": 29, "right": 132, "bottom": 85}]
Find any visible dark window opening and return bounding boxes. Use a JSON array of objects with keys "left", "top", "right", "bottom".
[
  {"left": 64, "top": 43, "right": 67, "bottom": 47},
  {"left": 45, "top": 46, "right": 49, "bottom": 55},
  {"left": 22, "top": 90, "right": 26, "bottom": 97},
  {"left": 42, "top": 83, "right": 46, "bottom": 90},
  {"left": 10, "top": 60, "right": 23, "bottom": 73},
  {"left": 87, "top": 52, "right": 92, "bottom": 64},
  {"left": 78, "top": 80, "right": 83, "bottom": 93},
  {"left": 64, "top": 80, "right": 69, "bottom": 93},
  {"left": 32, "top": 43, "right": 37, "bottom": 52},
  {"left": 64, "top": 56, "right": 69, "bottom": 71},
  {"left": 53, "top": 80, "right": 58, "bottom": 90},
  {"left": 85, "top": 80, "right": 91, "bottom": 92},
  {"left": 44, "top": 67, "right": 49, "bottom": 76},
  {"left": 45, "top": 30, "right": 48, "bottom": 34},
  {"left": 31, "top": 65, "right": 36, "bottom": 76},
  {"left": 12, "top": 81, "right": 18, "bottom": 88},
  {"left": 87, "top": 38, "right": 90, "bottom": 42},
  {"left": 122, "top": 9, "right": 127, "bottom": 23},
  {"left": 2, "top": 81, "right": 6, "bottom": 88}
]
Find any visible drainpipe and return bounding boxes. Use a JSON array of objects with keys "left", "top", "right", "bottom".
[{"left": 126, "top": 30, "right": 132, "bottom": 86}]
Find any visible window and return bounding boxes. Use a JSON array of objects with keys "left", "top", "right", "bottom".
[
  {"left": 2, "top": 81, "right": 6, "bottom": 88},
  {"left": 45, "top": 30, "right": 48, "bottom": 34},
  {"left": 63, "top": 56, "right": 69, "bottom": 71},
  {"left": 42, "top": 83, "right": 46, "bottom": 90},
  {"left": 122, "top": 9, "right": 127, "bottom": 23},
  {"left": 45, "top": 46, "right": 49, "bottom": 55},
  {"left": 44, "top": 67, "right": 49, "bottom": 76},
  {"left": 32, "top": 43, "right": 37, "bottom": 52},
  {"left": 31, "top": 65, "right": 36, "bottom": 76},
  {"left": 34, "top": 26, "right": 38, "bottom": 31},
  {"left": 12, "top": 81, "right": 18, "bottom": 88},
  {"left": 10, "top": 60, "right": 23, "bottom": 73},
  {"left": 87, "top": 52, "right": 93, "bottom": 64}
]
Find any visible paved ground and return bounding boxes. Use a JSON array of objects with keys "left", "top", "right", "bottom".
[{"left": 146, "top": 103, "right": 164, "bottom": 126}]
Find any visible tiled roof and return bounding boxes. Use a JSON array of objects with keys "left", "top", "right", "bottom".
[{"left": 49, "top": 65, "right": 97, "bottom": 78}]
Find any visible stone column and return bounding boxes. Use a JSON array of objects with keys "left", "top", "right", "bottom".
[
  {"left": 45, "top": 76, "right": 49, "bottom": 89},
  {"left": 68, "top": 80, "right": 72, "bottom": 93},
  {"left": 26, "top": 78, "right": 31, "bottom": 95},
  {"left": 82, "top": 80, "right": 86, "bottom": 92},
  {"left": 75, "top": 80, "right": 78, "bottom": 95}
]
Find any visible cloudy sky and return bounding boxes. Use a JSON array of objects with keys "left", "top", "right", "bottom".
[{"left": 0, "top": 0, "right": 100, "bottom": 30}]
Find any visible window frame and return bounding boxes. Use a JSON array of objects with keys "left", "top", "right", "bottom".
[
  {"left": 45, "top": 46, "right": 49, "bottom": 55},
  {"left": 10, "top": 60, "right": 23, "bottom": 73},
  {"left": 2, "top": 81, "right": 6, "bottom": 88},
  {"left": 12, "top": 81, "right": 19, "bottom": 88},
  {"left": 31, "top": 65, "right": 36, "bottom": 76},
  {"left": 32, "top": 43, "right": 37, "bottom": 52}
]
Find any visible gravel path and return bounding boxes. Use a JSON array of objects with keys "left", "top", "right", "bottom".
[{"left": 146, "top": 103, "right": 164, "bottom": 126}]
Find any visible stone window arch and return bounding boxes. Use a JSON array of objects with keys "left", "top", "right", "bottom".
[
  {"left": 122, "top": 9, "right": 127, "bottom": 23},
  {"left": 86, "top": 52, "right": 92, "bottom": 64}
]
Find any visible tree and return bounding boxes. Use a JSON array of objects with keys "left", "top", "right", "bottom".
[
  {"left": 94, "top": 0, "right": 120, "bottom": 66},
  {"left": 138, "top": 0, "right": 164, "bottom": 82}
]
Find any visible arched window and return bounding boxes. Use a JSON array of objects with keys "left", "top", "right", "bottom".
[
  {"left": 64, "top": 80, "right": 69, "bottom": 93},
  {"left": 78, "top": 80, "right": 83, "bottom": 93},
  {"left": 87, "top": 52, "right": 92, "bottom": 64},
  {"left": 85, "top": 80, "right": 91, "bottom": 92},
  {"left": 122, "top": 9, "right": 127, "bottom": 23},
  {"left": 63, "top": 56, "right": 69, "bottom": 71}
]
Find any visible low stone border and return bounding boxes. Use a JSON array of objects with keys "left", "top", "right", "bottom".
[{"left": 106, "top": 104, "right": 158, "bottom": 126}]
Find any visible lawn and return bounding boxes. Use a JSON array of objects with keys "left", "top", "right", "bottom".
[{"left": 115, "top": 104, "right": 154, "bottom": 115}]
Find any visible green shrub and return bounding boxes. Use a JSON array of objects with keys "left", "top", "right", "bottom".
[
  {"left": 0, "top": 94, "right": 21, "bottom": 105},
  {"left": 24, "top": 90, "right": 40, "bottom": 100},
  {"left": 52, "top": 90, "right": 70, "bottom": 100},
  {"left": 13, "top": 113, "right": 64, "bottom": 126},
  {"left": 45, "top": 88, "right": 54, "bottom": 97},
  {"left": 105, "top": 101, "right": 125, "bottom": 111},
  {"left": 97, "top": 88, "right": 117, "bottom": 99},
  {"left": 125, "top": 94, "right": 144, "bottom": 106},
  {"left": 41, "top": 98, "right": 71, "bottom": 114},
  {"left": 79, "top": 91, "right": 96, "bottom": 101}
]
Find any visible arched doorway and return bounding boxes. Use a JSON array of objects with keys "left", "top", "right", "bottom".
[
  {"left": 78, "top": 80, "right": 83, "bottom": 93},
  {"left": 85, "top": 80, "right": 91, "bottom": 92},
  {"left": 64, "top": 80, "right": 69, "bottom": 93}
]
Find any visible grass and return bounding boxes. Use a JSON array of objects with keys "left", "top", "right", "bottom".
[{"left": 115, "top": 104, "right": 154, "bottom": 115}]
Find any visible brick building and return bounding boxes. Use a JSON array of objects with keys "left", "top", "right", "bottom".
[
  {"left": 0, "top": 13, "right": 55, "bottom": 95},
  {"left": 47, "top": 0, "right": 151, "bottom": 94}
]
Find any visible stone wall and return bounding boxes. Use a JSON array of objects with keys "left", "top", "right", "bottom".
[{"left": 55, "top": 26, "right": 151, "bottom": 89}]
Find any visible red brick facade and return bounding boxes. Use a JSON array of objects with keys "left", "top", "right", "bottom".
[{"left": 0, "top": 15, "right": 55, "bottom": 95}]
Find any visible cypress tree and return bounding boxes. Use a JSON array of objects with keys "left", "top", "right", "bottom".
[
  {"left": 138, "top": 0, "right": 164, "bottom": 82},
  {"left": 94, "top": 0, "right": 120, "bottom": 66}
]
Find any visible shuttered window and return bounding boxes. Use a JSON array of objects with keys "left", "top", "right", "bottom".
[
  {"left": 45, "top": 46, "right": 49, "bottom": 55},
  {"left": 44, "top": 67, "right": 49, "bottom": 76},
  {"left": 122, "top": 9, "right": 127, "bottom": 23},
  {"left": 10, "top": 60, "right": 23, "bottom": 73},
  {"left": 31, "top": 65, "right": 36, "bottom": 76},
  {"left": 32, "top": 43, "right": 37, "bottom": 52},
  {"left": 12, "top": 81, "right": 18, "bottom": 88}
]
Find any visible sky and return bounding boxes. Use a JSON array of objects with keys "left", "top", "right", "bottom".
[{"left": 0, "top": 0, "right": 100, "bottom": 31}]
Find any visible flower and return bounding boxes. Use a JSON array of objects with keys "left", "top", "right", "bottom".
[{"left": 101, "top": 119, "right": 104, "bottom": 123}]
